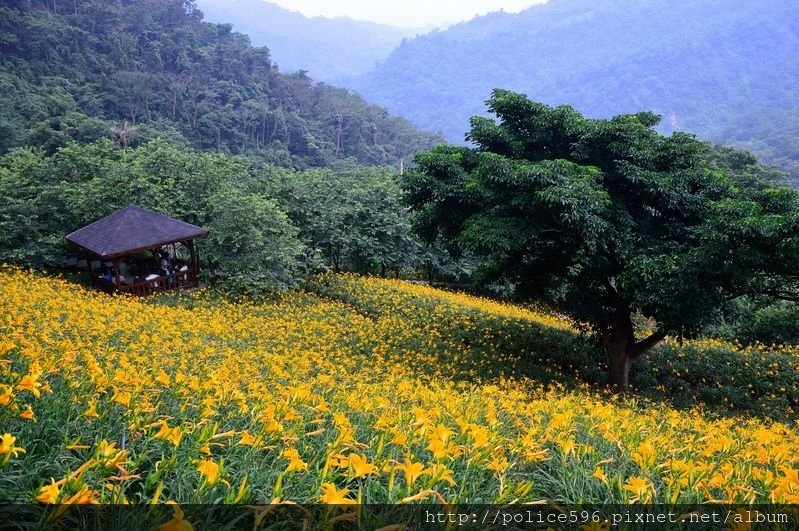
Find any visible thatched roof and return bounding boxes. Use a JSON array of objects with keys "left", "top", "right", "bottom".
[{"left": 65, "top": 205, "right": 208, "bottom": 258}]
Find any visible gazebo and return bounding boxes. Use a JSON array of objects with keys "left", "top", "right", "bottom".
[{"left": 65, "top": 204, "right": 209, "bottom": 296}]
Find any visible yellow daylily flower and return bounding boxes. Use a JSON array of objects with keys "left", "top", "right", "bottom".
[
  {"left": 395, "top": 458, "right": 428, "bottom": 488},
  {"left": 487, "top": 455, "right": 508, "bottom": 473},
  {"left": 158, "top": 504, "right": 194, "bottom": 531},
  {"left": 153, "top": 422, "right": 183, "bottom": 446},
  {"left": 0, "top": 385, "right": 12, "bottom": 407},
  {"left": 427, "top": 463, "right": 456, "bottom": 487},
  {"left": 282, "top": 447, "right": 308, "bottom": 473},
  {"left": 36, "top": 479, "right": 62, "bottom": 504},
  {"left": 348, "top": 453, "right": 377, "bottom": 479},
  {"left": 196, "top": 459, "right": 221, "bottom": 487},
  {"left": 319, "top": 483, "right": 357, "bottom": 505},
  {"left": 238, "top": 430, "right": 263, "bottom": 447},
  {"left": 62, "top": 485, "right": 98, "bottom": 504},
  {"left": 15, "top": 373, "right": 42, "bottom": 397},
  {"left": 19, "top": 405, "right": 35, "bottom": 421},
  {"left": 0, "top": 433, "right": 25, "bottom": 458},
  {"left": 623, "top": 476, "right": 654, "bottom": 503},
  {"left": 95, "top": 440, "right": 128, "bottom": 469},
  {"left": 592, "top": 466, "right": 608, "bottom": 485},
  {"left": 83, "top": 402, "right": 99, "bottom": 418}
]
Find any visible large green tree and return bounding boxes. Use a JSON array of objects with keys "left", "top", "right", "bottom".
[
  {"left": 260, "top": 166, "right": 421, "bottom": 275},
  {"left": 404, "top": 89, "right": 799, "bottom": 389}
]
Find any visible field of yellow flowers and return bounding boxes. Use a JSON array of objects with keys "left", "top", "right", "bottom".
[{"left": 2, "top": 267, "right": 799, "bottom": 507}]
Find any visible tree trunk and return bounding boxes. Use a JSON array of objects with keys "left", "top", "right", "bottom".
[
  {"left": 606, "top": 340, "right": 632, "bottom": 390},
  {"left": 603, "top": 308, "right": 634, "bottom": 390},
  {"left": 334, "top": 110, "right": 343, "bottom": 158},
  {"left": 603, "top": 302, "right": 667, "bottom": 391}
]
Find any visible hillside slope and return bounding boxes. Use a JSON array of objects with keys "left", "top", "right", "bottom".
[
  {"left": 2, "top": 268, "right": 799, "bottom": 506},
  {"left": 0, "top": 0, "right": 441, "bottom": 167},
  {"left": 345, "top": 0, "right": 799, "bottom": 183},
  {"left": 196, "top": 0, "right": 423, "bottom": 83}
]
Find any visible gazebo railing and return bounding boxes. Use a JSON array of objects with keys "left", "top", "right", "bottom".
[
  {"left": 120, "top": 268, "right": 198, "bottom": 296},
  {"left": 90, "top": 268, "right": 197, "bottom": 296}
]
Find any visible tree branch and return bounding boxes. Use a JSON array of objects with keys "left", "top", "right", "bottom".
[
  {"left": 629, "top": 329, "right": 667, "bottom": 359},
  {"left": 759, "top": 289, "right": 799, "bottom": 302},
  {"left": 601, "top": 277, "right": 623, "bottom": 305},
  {"left": 729, "top": 287, "right": 799, "bottom": 302}
]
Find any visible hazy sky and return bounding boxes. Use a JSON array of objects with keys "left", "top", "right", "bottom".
[{"left": 267, "top": 0, "right": 548, "bottom": 28}]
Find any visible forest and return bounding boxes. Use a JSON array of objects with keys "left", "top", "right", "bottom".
[
  {"left": 0, "top": 139, "right": 452, "bottom": 292},
  {"left": 0, "top": 0, "right": 441, "bottom": 168}
]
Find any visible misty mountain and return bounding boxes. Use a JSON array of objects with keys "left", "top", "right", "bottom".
[
  {"left": 195, "top": 0, "right": 425, "bottom": 83},
  {"left": 343, "top": 0, "right": 799, "bottom": 183}
]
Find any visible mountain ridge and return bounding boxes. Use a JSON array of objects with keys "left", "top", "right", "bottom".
[
  {"left": 343, "top": 0, "right": 799, "bottom": 183},
  {"left": 195, "top": 0, "right": 426, "bottom": 82}
]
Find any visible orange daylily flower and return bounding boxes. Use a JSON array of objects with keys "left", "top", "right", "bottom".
[{"left": 319, "top": 483, "right": 357, "bottom": 505}]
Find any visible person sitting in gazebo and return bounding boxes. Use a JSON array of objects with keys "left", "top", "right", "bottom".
[
  {"left": 174, "top": 260, "right": 190, "bottom": 284},
  {"left": 145, "top": 270, "right": 160, "bottom": 289}
]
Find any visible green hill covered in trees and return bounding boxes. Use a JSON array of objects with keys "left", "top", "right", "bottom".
[
  {"left": 345, "top": 0, "right": 799, "bottom": 185},
  {"left": 0, "top": 0, "right": 441, "bottom": 168}
]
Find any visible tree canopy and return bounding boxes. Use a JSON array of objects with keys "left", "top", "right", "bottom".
[
  {"left": 0, "top": 139, "right": 442, "bottom": 292},
  {"left": 0, "top": 0, "right": 441, "bottom": 168},
  {"left": 404, "top": 89, "right": 799, "bottom": 388}
]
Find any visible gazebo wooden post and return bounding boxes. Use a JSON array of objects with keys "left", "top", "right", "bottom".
[
  {"left": 113, "top": 258, "right": 122, "bottom": 292},
  {"left": 84, "top": 251, "right": 93, "bottom": 285},
  {"left": 188, "top": 239, "right": 198, "bottom": 287}
]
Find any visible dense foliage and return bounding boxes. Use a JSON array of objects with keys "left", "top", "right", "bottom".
[
  {"left": 3, "top": 269, "right": 799, "bottom": 509},
  {"left": 0, "top": 140, "right": 436, "bottom": 289},
  {"left": 404, "top": 90, "right": 799, "bottom": 388},
  {"left": 704, "top": 297, "right": 799, "bottom": 347},
  {"left": 0, "top": 0, "right": 441, "bottom": 168},
  {"left": 346, "top": 0, "right": 799, "bottom": 185},
  {"left": 262, "top": 167, "right": 420, "bottom": 276}
]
